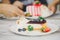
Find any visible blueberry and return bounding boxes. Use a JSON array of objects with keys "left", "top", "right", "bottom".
[
  {"left": 18, "top": 29, "right": 22, "bottom": 32},
  {"left": 22, "top": 28, "right": 26, "bottom": 31}
]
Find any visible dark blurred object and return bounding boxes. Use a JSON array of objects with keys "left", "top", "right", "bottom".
[
  {"left": 39, "top": 0, "right": 48, "bottom": 6},
  {"left": 0, "top": 0, "right": 2, "bottom": 3},
  {"left": 10, "top": 0, "right": 48, "bottom": 5},
  {"left": 10, "top": 0, "right": 15, "bottom": 4},
  {"left": 34, "top": 0, "right": 48, "bottom": 6}
]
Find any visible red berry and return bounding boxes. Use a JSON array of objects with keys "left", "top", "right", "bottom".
[{"left": 44, "top": 27, "right": 51, "bottom": 32}]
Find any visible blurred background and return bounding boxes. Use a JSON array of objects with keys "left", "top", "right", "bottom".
[{"left": 0, "top": 0, "right": 59, "bottom": 12}]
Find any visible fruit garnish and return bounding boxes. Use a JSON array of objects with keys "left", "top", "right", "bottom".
[
  {"left": 35, "top": 1, "right": 40, "bottom": 4},
  {"left": 22, "top": 28, "right": 26, "bottom": 31},
  {"left": 34, "top": 1, "right": 42, "bottom": 6},
  {"left": 40, "top": 27, "right": 45, "bottom": 32},
  {"left": 25, "top": 13, "right": 32, "bottom": 17},
  {"left": 44, "top": 27, "right": 51, "bottom": 32},
  {"left": 42, "top": 23, "right": 47, "bottom": 29},
  {"left": 28, "top": 25, "right": 33, "bottom": 31},
  {"left": 18, "top": 29, "right": 22, "bottom": 32},
  {"left": 40, "top": 27, "right": 51, "bottom": 32},
  {"left": 18, "top": 28, "right": 26, "bottom": 32},
  {"left": 38, "top": 16, "right": 44, "bottom": 20}
]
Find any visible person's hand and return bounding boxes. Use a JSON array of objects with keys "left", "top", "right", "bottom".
[
  {"left": 0, "top": 4, "right": 25, "bottom": 18},
  {"left": 13, "top": 1, "right": 24, "bottom": 9},
  {"left": 48, "top": 4, "right": 56, "bottom": 13}
]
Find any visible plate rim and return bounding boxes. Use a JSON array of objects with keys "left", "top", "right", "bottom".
[{"left": 9, "top": 22, "right": 59, "bottom": 36}]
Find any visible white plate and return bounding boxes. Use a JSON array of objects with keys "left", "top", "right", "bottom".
[{"left": 9, "top": 22, "right": 59, "bottom": 36}]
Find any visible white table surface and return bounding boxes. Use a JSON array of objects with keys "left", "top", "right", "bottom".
[{"left": 0, "top": 13, "right": 60, "bottom": 40}]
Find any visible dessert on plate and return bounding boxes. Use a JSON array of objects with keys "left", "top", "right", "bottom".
[
  {"left": 10, "top": 1, "right": 59, "bottom": 35},
  {"left": 16, "top": 1, "right": 51, "bottom": 33},
  {"left": 26, "top": 1, "right": 53, "bottom": 17},
  {"left": 16, "top": 16, "right": 51, "bottom": 33}
]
